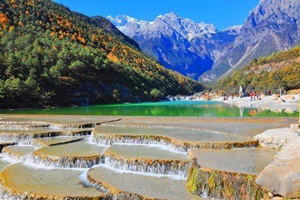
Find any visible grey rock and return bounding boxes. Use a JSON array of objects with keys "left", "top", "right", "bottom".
[
  {"left": 256, "top": 137, "right": 300, "bottom": 198},
  {"left": 107, "top": 13, "right": 234, "bottom": 80},
  {"left": 253, "top": 128, "right": 298, "bottom": 148},
  {"left": 107, "top": 0, "right": 300, "bottom": 82},
  {"left": 202, "top": 0, "right": 300, "bottom": 81}
]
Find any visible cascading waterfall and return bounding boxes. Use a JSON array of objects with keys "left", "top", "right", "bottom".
[
  {"left": 49, "top": 123, "right": 99, "bottom": 129},
  {"left": 0, "top": 184, "right": 25, "bottom": 200},
  {"left": 31, "top": 154, "right": 102, "bottom": 168},
  {"left": 93, "top": 134, "right": 188, "bottom": 152},
  {"left": 0, "top": 132, "right": 63, "bottom": 145},
  {"left": 0, "top": 121, "right": 49, "bottom": 130},
  {"left": 103, "top": 155, "right": 190, "bottom": 178},
  {"left": 2, "top": 151, "right": 30, "bottom": 162},
  {"left": 93, "top": 134, "right": 259, "bottom": 153},
  {"left": 0, "top": 117, "right": 277, "bottom": 200},
  {"left": 64, "top": 129, "right": 92, "bottom": 136}
]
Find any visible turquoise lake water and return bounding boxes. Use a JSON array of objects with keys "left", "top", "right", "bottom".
[{"left": 1, "top": 101, "right": 298, "bottom": 117}]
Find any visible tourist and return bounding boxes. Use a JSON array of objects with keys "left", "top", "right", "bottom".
[
  {"left": 239, "top": 86, "right": 244, "bottom": 98},
  {"left": 250, "top": 108, "right": 257, "bottom": 116}
]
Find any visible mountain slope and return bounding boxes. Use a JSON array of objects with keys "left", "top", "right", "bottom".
[
  {"left": 201, "top": 0, "right": 300, "bottom": 82},
  {"left": 108, "top": 0, "right": 300, "bottom": 82},
  {"left": 108, "top": 13, "right": 237, "bottom": 80},
  {"left": 216, "top": 46, "right": 300, "bottom": 93},
  {"left": 90, "top": 16, "right": 139, "bottom": 49},
  {"left": 0, "top": 0, "right": 203, "bottom": 109}
]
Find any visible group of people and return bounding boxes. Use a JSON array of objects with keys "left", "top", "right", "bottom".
[
  {"left": 249, "top": 91, "right": 260, "bottom": 101},
  {"left": 249, "top": 90, "right": 273, "bottom": 101},
  {"left": 222, "top": 86, "right": 286, "bottom": 102},
  {"left": 223, "top": 89, "right": 276, "bottom": 102}
]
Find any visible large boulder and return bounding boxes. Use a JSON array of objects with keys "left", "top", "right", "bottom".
[
  {"left": 272, "top": 94, "right": 279, "bottom": 100},
  {"left": 256, "top": 138, "right": 300, "bottom": 198},
  {"left": 282, "top": 95, "right": 295, "bottom": 101},
  {"left": 253, "top": 128, "right": 298, "bottom": 148}
]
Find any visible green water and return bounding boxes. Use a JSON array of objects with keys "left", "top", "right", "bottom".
[{"left": 1, "top": 101, "right": 298, "bottom": 117}]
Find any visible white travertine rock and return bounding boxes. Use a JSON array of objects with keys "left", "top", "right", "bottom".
[
  {"left": 253, "top": 128, "right": 298, "bottom": 148},
  {"left": 256, "top": 137, "right": 300, "bottom": 198}
]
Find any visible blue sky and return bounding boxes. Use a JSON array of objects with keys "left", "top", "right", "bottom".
[{"left": 54, "top": 0, "right": 259, "bottom": 30}]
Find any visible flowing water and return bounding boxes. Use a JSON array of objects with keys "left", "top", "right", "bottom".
[
  {"left": 103, "top": 144, "right": 190, "bottom": 177},
  {"left": 32, "top": 139, "right": 107, "bottom": 168},
  {"left": 0, "top": 115, "right": 294, "bottom": 199},
  {"left": 1, "top": 101, "right": 298, "bottom": 117}
]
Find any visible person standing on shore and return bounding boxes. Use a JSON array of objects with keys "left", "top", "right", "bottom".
[{"left": 239, "top": 86, "right": 244, "bottom": 98}]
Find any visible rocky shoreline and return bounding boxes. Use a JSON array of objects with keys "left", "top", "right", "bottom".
[{"left": 216, "top": 94, "right": 299, "bottom": 112}]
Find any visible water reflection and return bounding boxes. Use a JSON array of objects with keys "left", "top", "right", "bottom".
[
  {"left": 1, "top": 101, "right": 298, "bottom": 117},
  {"left": 240, "top": 107, "right": 244, "bottom": 117}
]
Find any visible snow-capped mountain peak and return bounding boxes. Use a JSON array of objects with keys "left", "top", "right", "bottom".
[
  {"left": 222, "top": 25, "right": 243, "bottom": 35},
  {"left": 107, "top": 15, "right": 138, "bottom": 26},
  {"left": 108, "top": 13, "right": 217, "bottom": 40},
  {"left": 107, "top": 0, "right": 299, "bottom": 82}
]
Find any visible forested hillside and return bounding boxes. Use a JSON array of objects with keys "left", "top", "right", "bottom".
[
  {"left": 0, "top": 0, "right": 202, "bottom": 108},
  {"left": 216, "top": 46, "right": 300, "bottom": 94}
]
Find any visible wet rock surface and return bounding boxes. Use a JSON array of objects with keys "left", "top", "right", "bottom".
[
  {"left": 101, "top": 116, "right": 296, "bottom": 138},
  {"left": 33, "top": 135, "right": 88, "bottom": 147},
  {"left": 0, "top": 163, "right": 107, "bottom": 199},
  {"left": 0, "top": 115, "right": 297, "bottom": 199},
  {"left": 93, "top": 125, "right": 259, "bottom": 152},
  {"left": 2, "top": 145, "right": 36, "bottom": 159},
  {"left": 88, "top": 165, "right": 203, "bottom": 200},
  {"left": 187, "top": 148, "right": 278, "bottom": 199},
  {"left": 189, "top": 148, "right": 278, "bottom": 175}
]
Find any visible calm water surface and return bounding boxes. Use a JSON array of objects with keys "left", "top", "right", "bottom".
[{"left": 1, "top": 101, "right": 298, "bottom": 117}]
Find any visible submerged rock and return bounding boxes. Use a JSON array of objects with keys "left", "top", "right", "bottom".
[
  {"left": 88, "top": 165, "right": 202, "bottom": 200},
  {"left": 2, "top": 145, "right": 36, "bottom": 160},
  {"left": 0, "top": 163, "right": 108, "bottom": 199}
]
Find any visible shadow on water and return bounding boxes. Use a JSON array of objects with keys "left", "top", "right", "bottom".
[{"left": 0, "top": 101, "right": 298, "bottom": 117}]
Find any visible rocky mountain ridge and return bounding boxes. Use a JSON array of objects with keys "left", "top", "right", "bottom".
[
  {"left": 108, "top": 12, "right": 237, "bottom": 80},
  {"left": 108, "top": 0, "right": 300, "bottom": 82}
]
